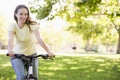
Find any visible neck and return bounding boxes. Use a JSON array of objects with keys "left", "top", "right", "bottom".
[{"left": 17, "top": 22, "right": 25, "bottom": 28}]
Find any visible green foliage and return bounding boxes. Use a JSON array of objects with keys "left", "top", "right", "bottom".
[
  {"left": 100, "top": 26, "right": 118, "bottom": 45},
  {"left": 28, "top": 0, "right": 119, "bottom": 50},
  {"left": 75, "top": 0, "right": 101, "bottom": 15},
  {"left": 68, "top": 18, "right": 104, "bottom": 42},
  {"left": 67, "top": 0, "right": 118, "bottom": 46},
  {"left": 100, "top": 0, "right": 120, "bottom": 17},
  {"left": 30, "top": 0, "right": 58, "bottom": 19},
  {"left": 98, "top": 0, "right": 120, "bottom": 53},
  {"left": 53, "top": 0, "right": 104, "bottom": 44},
  {"left": 36, "top": 5, "right": 52, "bottom": 19}
]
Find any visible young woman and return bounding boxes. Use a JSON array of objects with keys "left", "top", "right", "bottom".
[{"left": 7, "top": 4, "right": 54, "bottom": 80}]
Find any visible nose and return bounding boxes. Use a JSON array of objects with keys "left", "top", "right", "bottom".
[{"left": 22, "top": 14, "right": 27, "bottom": 18}]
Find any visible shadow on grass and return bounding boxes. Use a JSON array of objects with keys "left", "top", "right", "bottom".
[{"left": 38, "top": 56, "right": 120, "bottom": 80}]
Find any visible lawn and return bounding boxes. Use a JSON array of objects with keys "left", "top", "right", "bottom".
[{"left": 0, "top": 53, "right": 120, "bottom": 80}]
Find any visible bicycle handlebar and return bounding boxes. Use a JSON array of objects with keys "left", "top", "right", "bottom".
[{"left": 6, "top": 53, "right": 55, "bottom": 60}]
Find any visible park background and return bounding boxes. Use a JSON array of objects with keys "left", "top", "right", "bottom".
[{"left": 0, "top": 0, "right": 120, "bottom": 80}]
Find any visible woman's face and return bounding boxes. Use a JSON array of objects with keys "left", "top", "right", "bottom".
[{"left": 15, "top": 8, "right": 28, "bottom": 24}]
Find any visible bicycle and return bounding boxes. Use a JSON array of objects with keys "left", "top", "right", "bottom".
[{"left": 6, "top": 53, "right": 55, "bottom": 80}]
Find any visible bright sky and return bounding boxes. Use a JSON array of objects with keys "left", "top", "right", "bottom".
[
  {"left": 0, "top": 0, "right": 33, "bottom": 22},
  {"left": 0, "top": 0, "right": 68, "bottom": 29}
]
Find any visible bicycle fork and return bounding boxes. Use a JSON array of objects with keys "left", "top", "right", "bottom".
[{"left": 26, "top": 59, "right": 37, "bottom": 80}]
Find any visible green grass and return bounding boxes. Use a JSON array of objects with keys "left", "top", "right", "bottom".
[{"left": 0, "top": 54, "right": 120, "bottom": 80}]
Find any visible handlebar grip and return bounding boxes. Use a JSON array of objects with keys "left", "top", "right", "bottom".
[
  {"left": 6, "top": 53, "right": 9, "bottom": 56},
  {"left": 48, "top": 55, "right": 55, "bottom": 60},
  {"left": 53, "top": 55, "right": 55, "bottom": 57},
  {"left": 6, "top": 53, "right": 18, "bottom": 57}
]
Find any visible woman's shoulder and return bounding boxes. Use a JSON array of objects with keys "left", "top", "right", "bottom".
[
  {"left": 8, "top": 22, "right": 17, "bottom": 31},
  {"left": 30, "top": 23, "right": 39, "bottom": 31}
]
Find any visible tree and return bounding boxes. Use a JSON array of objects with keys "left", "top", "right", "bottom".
[
  {"left": 55, "top": 0, "right": 118, "bottom": 53},
  {"left": 54, "top": 0, "right": 104, "bottom": 51},
  {"left": 29, "top": 0, "right": 119, "bottom": 53},
  {"left": 98, "top": 0, "right": 120, "bottom": 53}
]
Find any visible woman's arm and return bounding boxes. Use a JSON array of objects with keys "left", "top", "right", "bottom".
[
  {"left": 8, "top": 31, "right": 14, "bottom": 57},
  {"left": 33, "top": 29, "right": 54, "bottom": 56}
]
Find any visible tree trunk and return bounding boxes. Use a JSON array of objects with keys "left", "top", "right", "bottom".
[
  {"left": 84, "top": 39, "right": 90, "bottom": 52},
  {"left": 112, "top": 22, "right": 120, "bottom": 54},
  {"left": 117, "top": 33, "right": 120, "bottom": 54}
]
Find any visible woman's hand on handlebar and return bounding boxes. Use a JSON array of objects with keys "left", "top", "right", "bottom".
[
  {"left": 47, "top": 51, "right": 54, "bottom": 58},
  {"left": 7, "top": 51, "right": 14, "bottom": 57}
]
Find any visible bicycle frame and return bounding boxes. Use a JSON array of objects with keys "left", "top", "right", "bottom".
[{"left": 25, "top": 55, "right": 37, "bottom": 80}]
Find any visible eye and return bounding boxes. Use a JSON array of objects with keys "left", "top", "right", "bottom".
[
  {"left": 19, "top": 13, "right": 23, "bottom": 15},
  {"left": 25, "top": 13, "right": 28, "bottom": 16},
  {"left": 18, "top": 13, "right": 28, "bottom": 16}
]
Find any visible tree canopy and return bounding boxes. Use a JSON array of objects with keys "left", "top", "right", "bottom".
[{"left": 29, "top": 0, "right": 119, "bottom": 53}]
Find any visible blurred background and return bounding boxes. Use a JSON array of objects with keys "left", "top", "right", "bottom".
[{"left": 0, "top": 0, "right": 119, "bottom": 54}]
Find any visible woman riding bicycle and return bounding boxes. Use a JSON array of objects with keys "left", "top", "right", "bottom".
[{"left": 7, "top": 4, "right": 54, "bottom": 80}]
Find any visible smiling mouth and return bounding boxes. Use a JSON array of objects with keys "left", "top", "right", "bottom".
[{"left": 21, "top": 19, "right": 26, "bottom": 21}]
